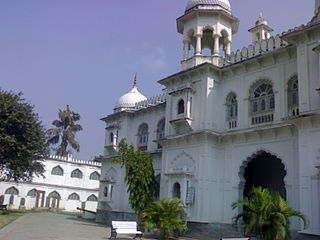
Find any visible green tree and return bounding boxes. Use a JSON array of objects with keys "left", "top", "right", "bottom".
[
  {"left": 0, "top": 89, "right": 47, "bottom": 181},
  {"left": 232, "top": 187, "right": 308, "bottom": 240},
  {"left": 46, "top": 105, "right": 82, "bottom": 156},
  {"left": 142, "top": 198, "right": 188, "bottom": 240},
  {"left": 115, "top": 139, "right": 155, "bottom": 216}
]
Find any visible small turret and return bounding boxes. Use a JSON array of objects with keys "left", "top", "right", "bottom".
[
  {"left": 248, "top": 13, "right": 273, "bottom": 44},
  {"left": 177, "top": 0, "right": 239, "bottom": 69}
]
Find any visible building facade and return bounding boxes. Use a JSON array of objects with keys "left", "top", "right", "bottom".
[
  {"left": 98, "top": 0, "right": 320, "bottom": 235},
  {"left": 0, "top": 154, "right": 101, "bottom": 211}
]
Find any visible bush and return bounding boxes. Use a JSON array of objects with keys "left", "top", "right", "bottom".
[
  {"left": 142, "top": 198, "right": 187, "bottom": 240},
  {"left": 232, "top": 187, "right": 308, "bottom": 240}
]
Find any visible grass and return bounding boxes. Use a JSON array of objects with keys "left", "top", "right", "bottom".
[{"left": 0, "top": 209, "right": 44, "bottom": 229}]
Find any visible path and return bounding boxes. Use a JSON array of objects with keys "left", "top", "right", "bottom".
[
  {"left": 0, "top": 212, "right": 109, "bottom": 240},
  {"left": 0, "top": 212, "right": 319, "bottom": 240}
]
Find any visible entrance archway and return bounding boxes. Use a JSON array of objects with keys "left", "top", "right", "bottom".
[{"left": 241, "top": 151, "right": 287, "bottom": 200}]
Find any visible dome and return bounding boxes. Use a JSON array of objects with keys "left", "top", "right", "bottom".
[
  {"left": 185, "top": 0, "right": 231, "bottom": 13},
  {"left": 114, "top": 85, "right": 147, "bottom": 110},
  {"left": 255, "top": 16, "right": 268, "bottom": 26}
]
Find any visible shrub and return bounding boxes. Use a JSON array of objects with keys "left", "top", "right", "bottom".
[
  {"left": 232, "top": 187, "right": 308, "bottom": 240},
  {"left": 142, "top": 198, "right": 187, "bottom": 239}
]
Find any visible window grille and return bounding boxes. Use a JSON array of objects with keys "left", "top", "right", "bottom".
[
  {"left": 89, "top": 171, "right": 100, "bottom": 180},
  {"left": 87, "top": 194, "right": 98, "bottom": 202},
  {"left": 71, "top": 169, "right": 83, "bottom": 179},
  {"left": 51, "top": 166, "right": 64, "bottom": 176},
  {"left": 137, "top": 123, "right": 148, "bottom": 147},
  {"left": 250, "top": 83, "right": 275, "bottom": 125},
  {"left": 5, "top": 187, "right": 19, "bottom": 195},
  {"left": 68, "top": 193, "right": 80, "bottom": 200}
]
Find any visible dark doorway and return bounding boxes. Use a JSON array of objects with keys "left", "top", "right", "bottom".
[
  {"left": 173, "top": 182, "right": 181, "bottom": 199},
  {"left": 244, "top": 151, "right": 286, "bottom": 200}
]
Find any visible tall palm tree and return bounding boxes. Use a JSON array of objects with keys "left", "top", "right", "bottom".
[
  {"left": 46, "top": 105, "right": 83, "bottom": 157},
  {"left": 232, "top": 187, "right": 308, "bottom": 240}
]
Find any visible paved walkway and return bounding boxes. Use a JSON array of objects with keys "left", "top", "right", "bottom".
[
  {"left": 0, "top": 213, "right": 109, "bottom": 240},
  {"left": 0, "top": 212, "right": 319, "bottom": 240}
]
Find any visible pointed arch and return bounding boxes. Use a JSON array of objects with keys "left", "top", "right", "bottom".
[
  {"left": 87, "top": 194, "right": 98, "bottom": 202},
  {"left": 68, "top": 192, "right": 80, "bottom": 200},
  {"left": 71, "top": 169, "right": 83, "bottom": 179},
  {"left": 51, "top": 165, "right": 64, "bottom": 176},
  {"left": 5, "top": 186, "right": 19, "bottom": 195},
  {"left": 27, "top": 189, "right": 37, "bottom": 197},
  {"left": 137, "top": 123, "right": 149, "bottom": 147},
  {"left": 48, "top": 191, "right": 61, "bottom": 199},
  {"left": 89, "top": 171, "right": 100, "bottom": 181}
]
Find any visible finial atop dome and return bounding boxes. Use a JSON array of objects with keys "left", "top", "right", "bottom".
[
  {"left": 255, "top": 12, "right": 268, "bottom": 26},
  {"left": 133, "top": 73, "right": 137, "bottom": 88},
  {"left": 114, "top": 76, "right": 147, "bottom": 112},
  {"left": 249, "top": 13, "right": 273, "bottom": 43}
]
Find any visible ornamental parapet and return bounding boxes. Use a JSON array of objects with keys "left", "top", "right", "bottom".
[
  {"left": 48, "top": 154, "right": 102, "bottom": 167},
  {"left": 219, "top": 35, "right": 288, "bottom": 67},
  {"left": 135, "top": 93, "right": 166, "bottom": 110}
]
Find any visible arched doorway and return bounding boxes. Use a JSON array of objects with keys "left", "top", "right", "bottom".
[
  {"left": 173, "top": 182, "right": 181, "bottom": 199},
  {"left": 242, "top": 151, "right": 287, "bottom": 200}
]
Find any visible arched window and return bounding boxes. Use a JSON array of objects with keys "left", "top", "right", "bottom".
[
  {"left": 51, "top": 166, "right": 64, "bottom": 176},
  {"left": 173, "top": 182, "right": 181, "bottom": 199},
  {"left": 89, "top": 171, "right": 100, "bottom": 180},
  {"left": 20, "top": 198, "right": 25, "bottom": 206},
  {"left": 87, "top": 194, "right": 98, "bottom": 202},
  {"left": 68, "top": 193, "right": 80, "bottom": 200},
  {"left": 178, "top": 99, "right": 185, "bottom": 114},
  {"left": 250, "top": 82, "right": 275, "bottom": 124},
  {"left": 5, "top": 187, "right": 19, "bottom": 195},
  {"left": 110, "top": 132, "right": 114, "bottom": 143},
  {"left": 156, "top": 119, "right": 165, "bottom": 140},
  {"left": 137, "top": 123, "right": 148, "bottom": 146},
  {"left": 48, "top": 191, "right": 61, "bottom": 199},
  {"left": 71, "top": 169, "right": 83, "bottom": 179},
  {"left": 288, "top": 75, "right": 299, "bottom": 116},
  {"left": 27, "top": 189, "right": 37, "bottom": 197},
  {"left": 226, "top": 93, "right": 237, "bottom": 129}
]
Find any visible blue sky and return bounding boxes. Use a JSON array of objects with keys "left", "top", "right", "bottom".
[{"left": 0, "top": 0, "right": 314, "bottom": 160}]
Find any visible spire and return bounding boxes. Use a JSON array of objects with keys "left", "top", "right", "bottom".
[{"left": 133, "top": 73, "right": 137, "bottom": 88}]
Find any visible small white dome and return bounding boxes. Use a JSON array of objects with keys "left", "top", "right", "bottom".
[
  {"left": 185, "top": 0, "right": 231, "bottom": 13},
  {"left": 114, "top": 86, "right": 147, "bottom": 110}
]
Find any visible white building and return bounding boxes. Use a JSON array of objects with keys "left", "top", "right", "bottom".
[
  {"left": 98, "top": 0, "right": 320, "bottom": 236},
  {"left": 0, "top": 154, "right": 101, "bottom": 212}
]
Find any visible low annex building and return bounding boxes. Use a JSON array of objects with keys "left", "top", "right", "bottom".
[
  {"left": 0, "top": 154, "right": 101, "bottom": 211},
  {"left": 98, "top": 0, "right": 320, "bottom": 235}
]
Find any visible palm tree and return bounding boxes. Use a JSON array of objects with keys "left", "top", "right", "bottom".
[
  {"left": 232, "top": 187, "right": 308, "bottom": 240},
  {"left": 46, "top": 105, "right": 83, "bottom": 156},
  {"left": 142, "top": 198, "right": 187, "bottom": 240}
]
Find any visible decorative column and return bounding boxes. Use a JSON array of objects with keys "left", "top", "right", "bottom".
[
  {"left": 225, "top": 39, "right": 231, "bottom": 56},
  {"left": 213, "top": 34, "right": 221, "bottom": 56},
  {"left": 183, "top": 38, "right": 190, "bottom": 60},
  {"left": 195, "top": 34, "right": 202, "bottom": 56}
]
